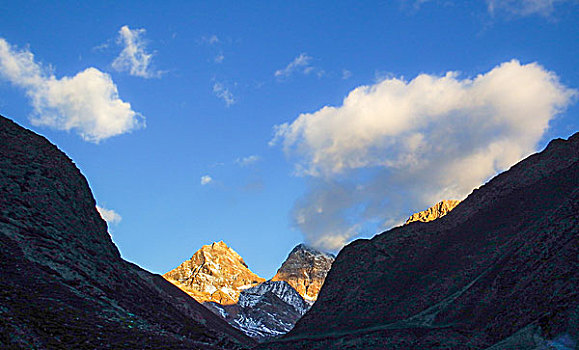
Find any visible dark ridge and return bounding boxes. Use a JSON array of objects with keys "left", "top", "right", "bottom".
[
  {"left": 258, "top": 131, "right": 579, "bottom": 349},
  {"left": 0, "top": 115, "right": 255, "bottom": 349}
]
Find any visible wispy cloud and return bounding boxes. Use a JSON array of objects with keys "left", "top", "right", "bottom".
[
  {"left": 272, "top": 59, "right": 576, "bottom": 250},
  {"left": 275, "top": 53, "right": 318, "bottom": 79},
  {"left": 112, "top": 25, "right": 162, "bottom": 78},
  {"left": 342, "top": 69, "right": 352, "bottom": 80},
  {"left": 0, "top": 38, "right": 144, "bottom": 143},
  {"left": 486, "top": 0, "right": 572, "bottom": 17},
  {"left": 236, "top": 155, "right": 261, "bottom": 167},
  {"left": 214, "top": 53, "right": 225, "bottom": 64},
  {"left": 213, "top": 82, "right": 235, "bottom": 107},
  {"left": 96, "top": 205, "right": 122, "bottom": 225},
  {"left": 201, "top": 35, "right": 220, "bottom": 45},
  {"left": 200, "top": 175, "right": 213, "bottom": 185}
]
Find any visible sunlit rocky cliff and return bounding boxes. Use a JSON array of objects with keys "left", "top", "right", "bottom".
[
  {"left": 405, "top": 199, "right": 460, "bottom": 224},
  {"left": 271, "top": 244, "right": 335, "bottom": 303},
  {"left": 163, "top": 241, "right": 265, "bottom": 305}
]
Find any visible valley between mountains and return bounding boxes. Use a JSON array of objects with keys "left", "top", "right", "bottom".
[
  {"left": 161, "top": 200, "right": 459, "bottom": 341},
  {"left": 1, "top": 113, "right": 577, "bottom": 349},
  {"left": 163, "top": 241, "right": 335, "bottom": 340}
]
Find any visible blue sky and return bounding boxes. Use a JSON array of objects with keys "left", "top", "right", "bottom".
[{"left": 0, "top": 0, "right": 577, "bottom": 278}]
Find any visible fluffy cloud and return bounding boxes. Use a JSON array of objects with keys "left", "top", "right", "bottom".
[
  {"left": 0, "top": 38, "right": 144, "bottom": 142},
  {"left": 112, "top": 25, "right": 161, "bottom": 78},
  {"left": 201, "top": 175, "right": 213, "bottom": 185},
  {"left": 236, "top": 155, "right": 261, "bottom": 167},
  {"left": 213, "top": 82, "right": 235, "bottom": 107},
  {"left": 486, "top": 0, "right": 572, "bottom": 17},
  {"left": 272, "top": 59, "right": 576, "bottom": 250},
  {"left": 96, "top": 206, "right": 122, "bottom": 225},
  {"left": 275, "top": 53, "right": 315, "bottom": 79}
]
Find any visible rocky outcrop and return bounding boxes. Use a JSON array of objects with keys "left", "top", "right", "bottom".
[
  {"left": 271, "top": 244, "right": 334, "bottom": 302},
  {"left": 405, "top": 199, "right": 460, "bottom": 224},
  {"left": 206, "top": 281, "right": 310, "bottom": 340},
  {"left": 163, "top": 241, "right": 265, "bottom": 305},
  {"left": 258, "top": 132, "right": 579, "bottom": 349},
  {"left": 0, "top": 116, "right": 255, "bottom": 349}
]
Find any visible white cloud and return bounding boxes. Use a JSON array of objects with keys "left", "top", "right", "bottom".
[
  {"left": 275, "top": 53, "right": 316, "bottom": 79},
  {"left": 112, "top": 25, "right": 162, "bottom": 78},
  {"left": 96, "top": 205, "right": 122, "bottom": 225},
  {"left": 272, "top": 59, "right": 576, "bottom": 251},
  {"left": 486, "top": 0, "right": 572, "bottom": 17},
  {"left": 213, "top": 82, "right": 235, "bottom": 107},
  {"left": 0, "top": 38, "right": 144, "bottom": 143},
  {"left": 201, "top": 175, "right": 213, "bottom": 185},
  {"left": 236, "top": 155, "right": 261, "bottom": 166}
]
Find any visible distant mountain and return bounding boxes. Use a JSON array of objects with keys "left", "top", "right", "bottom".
[
  {"left": 163, "top": 241, "right": 265, "bottom": 304},
  {"left": 271, "top": 244, "right": 335, "bottom": 302},
  {"left": 405, "top": 199, "right": 460, "bottom": 225},
  {"left": 258, "top": 133, "right": 579, "bottom": 349},
  {"left": 165, "top": 242, "right": 334, "bottom": 341},
  {"left": 0, "top": 116, "right": 254, "bottom": 349}
]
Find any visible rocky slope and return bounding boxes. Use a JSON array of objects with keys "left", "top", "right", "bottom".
[
  {"left": 206, "top": 281, "right": 310, "bottom": 340},
  {"left": 163, "top": 241, "right": 265, "bottom": 305},
  {"left": 271, "top": 244, "right": 335, "bottom": 302},
  {"left": 258, "top": 132, "right": 579, "bottom": 349},
  {"left": 0, "top": 115, "right": 255, "bottom": 349},
  {"left": 405, "top": 199, "right": 460, "bottom": 224}
]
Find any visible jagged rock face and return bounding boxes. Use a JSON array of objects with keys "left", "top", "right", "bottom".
[
  {"left": 271, "top": 244, "right": 334, "bottom": 302},
  {"left": 405, "top": 199, "right": 460, "bottom": 224},
  {"left": 0, "top": 116, "right": 255, "bottom": 349},
  {"left": 163, "top": 241, "right": 265, "bottom": 305},
  {"left": 258, "top": 133, "right": 579, "bottom": 349},
  {"left": 238, "top": 281, "right": 310, "bottom": 316},
  {"left": 206, "top": 281, "right": 310, "bottom": 340}
]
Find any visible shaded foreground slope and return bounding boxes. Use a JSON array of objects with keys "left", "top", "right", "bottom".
[
  {"left": 259, "top": 133, "right": 579, "bottom": 349},
  {"left": 0, "top": 116, "right": 255, "bottom": 349}
]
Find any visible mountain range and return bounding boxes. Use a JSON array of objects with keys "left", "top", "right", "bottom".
[
  {"left": 164, "top": 241, "right": 335, "bottom": 340},
  {"left": 1, "top": 113, "right": 576, "bottom": 349}
]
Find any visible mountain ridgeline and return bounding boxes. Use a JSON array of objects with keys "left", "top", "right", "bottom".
[
  {"left": 0, "top": 116, "right": 255, "bottom": 349},
  {"left": 258, "top": 133, "right": 579, "bottom": 349}
]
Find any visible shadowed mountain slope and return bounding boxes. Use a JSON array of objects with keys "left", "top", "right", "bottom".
[
  {"left": 206, "top": 280, "right": 310, "bottom": 340},
  {"left": 259, "top": 132, "right": 579, "bottom": 349},
  {"left": 0, "top": 116, "right": 255, "bottom": 349}
]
